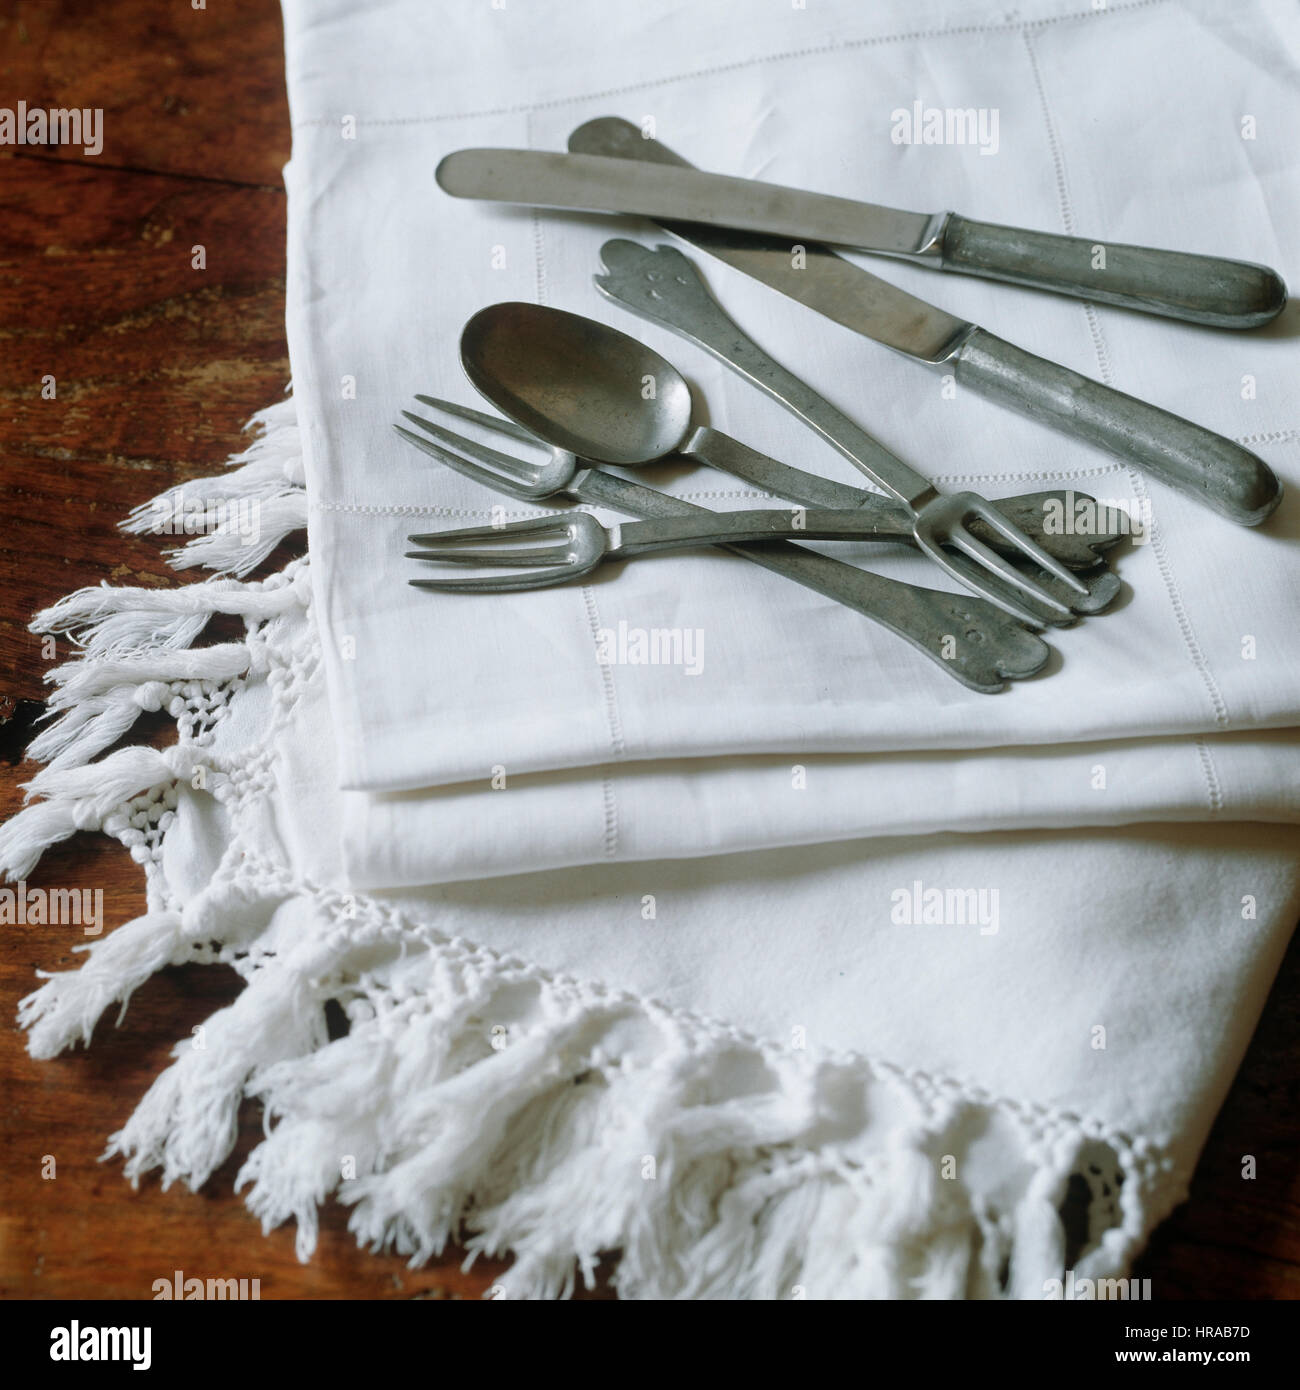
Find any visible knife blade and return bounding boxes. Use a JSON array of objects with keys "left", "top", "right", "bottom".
[
  {"left": 560, "top": 117, "right": 1282, "bottom": 528},
  {"left": 441, "top": 147, "right": 968, "bottom": 364},
  {"left": 437, "top": 147, "right": 936, "bottom": 256},
  {"left": 437, "top": 143, "right": 1286, "bottom": 329}
]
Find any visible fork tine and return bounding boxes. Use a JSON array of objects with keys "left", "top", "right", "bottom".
[
  {"left": 413, "top": 394, "right": 540, "bottom": 447},
  {"left": 391, "top": 423, "right": 539, "bottom": 502},
  {"left": 405, "top": 545, "right": 577, "bottom": 566},
  {"left": 968, "top": 503, "right": 1090, "bottom": 595},
  {"left": 407, "top": 516, "right": 569, "bottom": 545},
  {"left": 409, "top": 571, "right": 573, "bottom": 593},
  {"left": 399, "top": 411, "right": 541, "bottom": 482},
  {"left": 911, "top": 531, "right": 1054, "bottom": 627},
  {"left": 940, "top": 551, "right": 1074, "bottom": 627},
  {"left": 946, "top": 529, "right": 1075, "bottom": 618}
]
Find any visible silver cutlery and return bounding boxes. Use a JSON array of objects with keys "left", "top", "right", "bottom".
[
  {"left": 438, "top": 145, "right": 1286, "bottom": 328},
  {"left": 392, "top": 396, "right": 1052, "bottom": 692},
  {"left": 557, "top": 118, "right": 1283, "bottom": 528},
  {"left": 460, "top": 301, "right": 1094, "bottom": 625},
  {"left": 399, "top": 395, "right": 1120, "bottom": 612},
  {"left": 594, "top": 235, "right": 1119, "bottom": 621},
  {"left": 395, "top": 383, "right": 1123, "bottom": 574},
  {"left": 406, "top": 506, "right": 1119, "bottom": 597}
]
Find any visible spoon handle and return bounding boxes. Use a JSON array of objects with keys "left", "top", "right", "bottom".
[
  {"left": 595, "top": 238, "right": 934, "bottom": 505},
  {"left": 570, "top": 467, "right": 1047, "bottom": 693}
]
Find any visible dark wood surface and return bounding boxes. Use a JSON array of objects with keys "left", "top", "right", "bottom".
[{"left": 0, "top": 0, "right": 1296, "bottom": 1302}]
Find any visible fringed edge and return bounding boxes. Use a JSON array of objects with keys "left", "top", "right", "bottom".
[
  {"left": 29, "top": 644, "right": 254, "bottom": 771},
  {"left": 119, "top": 396, "right": 304, "bottom": 578},
  {"left": 12, "top": 399, "right": 309, "bottom": 779},
  {"left": 68, "top": 891, "right": 1175, "bottom": 1300},
  {"left": 19, "top": 909, "right": 188, "bottom": 1057},
  {"left": 33, "top": 570, "right": 307, "bottom": 661},
  {"left": 0, "top": 743, "right": 208, "bottom": 880}
]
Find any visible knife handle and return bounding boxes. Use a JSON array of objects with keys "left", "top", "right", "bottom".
[
  {"left": 939, "top": 215, "right": 1287, "bottom": 329},
  {"left": 950, "top": 328, "right": 1282, "bottom": 525}
]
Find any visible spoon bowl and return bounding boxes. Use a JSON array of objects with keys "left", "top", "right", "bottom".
[{"left": 460, "top": 302, "right": 693, "bottom": 466}]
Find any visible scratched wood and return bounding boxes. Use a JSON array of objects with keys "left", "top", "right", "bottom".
[{"left": 0, "top": 0, "right": 1295, "bottom": 1302}]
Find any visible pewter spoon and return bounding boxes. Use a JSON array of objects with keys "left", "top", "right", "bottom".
[{"left": 460, "top": 302, "right": 1100, "bottom": 625}]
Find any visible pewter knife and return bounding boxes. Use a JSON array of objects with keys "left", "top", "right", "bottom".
[
  {"left": 557, "top": 118, "right": 1280, "bottom": 528},
  {"left": 436, "top": 146, "right": 1286, "bottom": 329}
]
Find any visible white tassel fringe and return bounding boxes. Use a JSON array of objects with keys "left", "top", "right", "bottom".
[
  {"left": 119, "top": 398, "right": 305, "bottom": 578},
  {"left": 0, "top": 743, "right": 205, "bottom": 880}
]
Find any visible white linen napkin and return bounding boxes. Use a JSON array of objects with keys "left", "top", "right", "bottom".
[
  {"left": 4, "top": 0, "right": 1298, "bottom": 1302},
  {"left": 283, "top": 0, "right": 1300, "bottom": 806},
  {"left": 341, "top": 727, "right": 1300, "bottom": 887}
]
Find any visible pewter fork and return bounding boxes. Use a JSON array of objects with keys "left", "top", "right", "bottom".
[
  {"left": 392, "top": 396, "right": 1053, "bottom": 693},
  {"left": 407, "top": 506, "right": 1122, "bottom": 600},
  {"left": 594, "top": 239, "right": 1100, "bottom": 624}
]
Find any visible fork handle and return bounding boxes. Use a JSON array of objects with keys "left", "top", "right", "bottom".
[
  {"left": 950, "top": 328, "right": 1283, "bottom": 526},
  {"left": 611, "top": 507, "right": 916, "bottom": 553},
  {"left": 570, "top": 468, "right": 1047, "bottom": 693}
]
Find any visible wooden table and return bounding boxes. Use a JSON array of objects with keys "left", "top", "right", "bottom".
[{"left": 1, "top": 0, "right": 1296, "bottom": 1301}]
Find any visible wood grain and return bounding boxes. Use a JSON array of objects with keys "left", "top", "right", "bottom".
[
  {"left": 0, "top": 0, "right": 1295, "bottom": 1302},
  {"left": 0, "top": 0, "right": 510, "bottom": 1302}
]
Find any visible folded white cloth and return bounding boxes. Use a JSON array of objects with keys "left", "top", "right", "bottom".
[
  {"left": 4, "top": 0, "right": 1298, "bottom": 1303},
  {"left": 284, "top": 0, "right": 1300, "bottom": 803},
  {"left": 281, "top": 0, "right": 1300, "bottom": 884},
  {"left": 342, "top": 727, "right": 1300, "bottom": 887}
]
